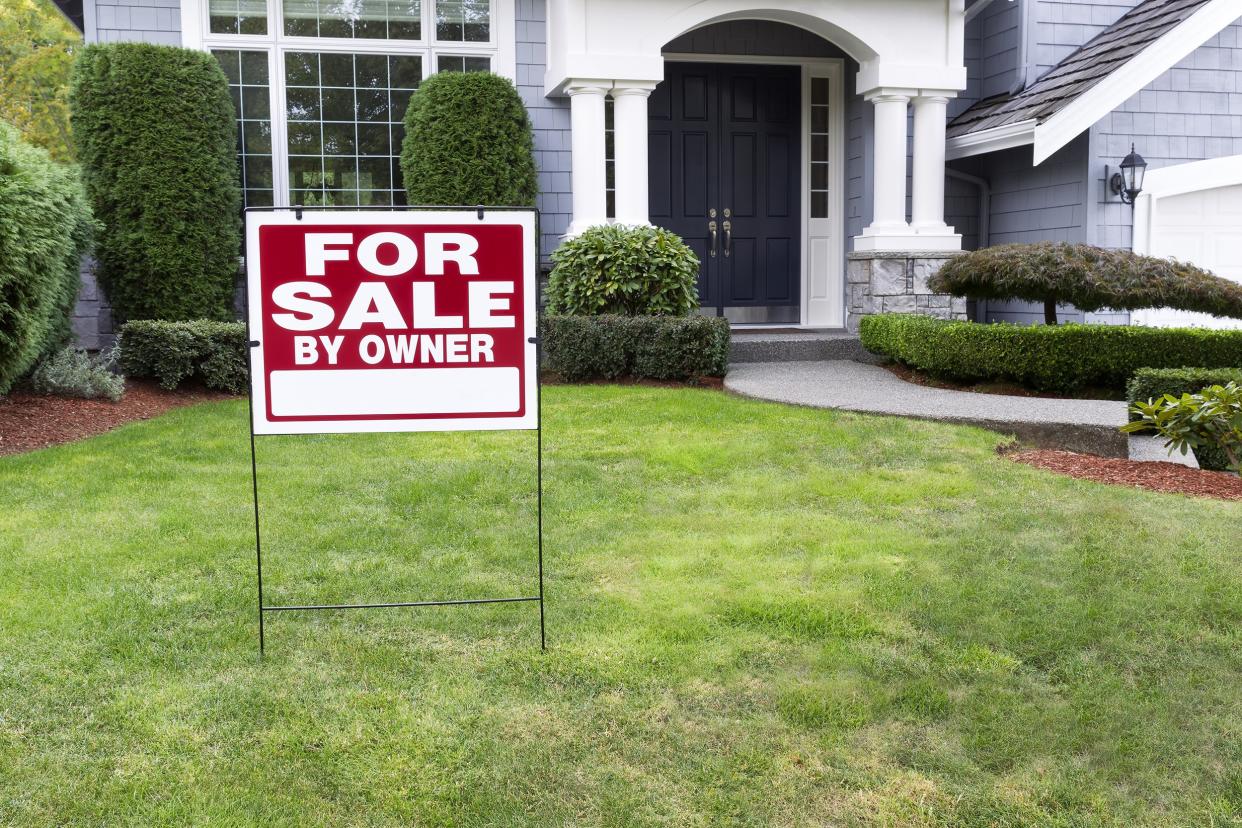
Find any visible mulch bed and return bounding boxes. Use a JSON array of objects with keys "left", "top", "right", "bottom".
[
  {"left": 0, "top": 381, "right": 235, "bottom": 457},
  {"left": 1003, "top": 446, "right": 1242, "bottom": 501}
]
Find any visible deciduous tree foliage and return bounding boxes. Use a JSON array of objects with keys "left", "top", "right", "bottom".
[
  {"left": 400, "top": 71, "right": 537, "bottom": 207},
  {"left": 0, "top": 0, "right": 79, "bottom": 162},
  {"left": 71, "top": 43, "right": 240, "bottom": 322},
  {"left": 0, "top": 122, "right": 94, "bottom": 393},
  {"left": 930, "top": 242, "right": 1242, "bottom": 325}
]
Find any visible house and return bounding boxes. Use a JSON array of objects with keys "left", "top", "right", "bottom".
[{"left": 53, "top": 0, "right": 1242, "bottom": 346}]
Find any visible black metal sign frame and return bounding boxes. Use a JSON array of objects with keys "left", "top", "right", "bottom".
[{"left": 243, "top": 205, "right": 544, "bottom": 655}]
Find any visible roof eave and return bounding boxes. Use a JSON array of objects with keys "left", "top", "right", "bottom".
[
  {"left": 1031, "top": 0, "right": 1240, "bottom": 165},
  {"left": 946, "top": 119, "right": 1036, "bottom": 161}
]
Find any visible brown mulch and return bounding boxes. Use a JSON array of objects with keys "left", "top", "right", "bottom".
[
  {"left": 0, "top": 381, "right": 235, "bottom": 457},
  {"left": 1003, "top": 446, "right": 1242, "bottom": 501}
]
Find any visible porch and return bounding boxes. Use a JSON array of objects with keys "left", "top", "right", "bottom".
[{"left": 544, "top": 0, "right": 970, "bottom": 329}]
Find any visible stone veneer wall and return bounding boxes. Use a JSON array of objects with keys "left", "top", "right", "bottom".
[
  {"left": 72, "top": 259, "right": 115, "bottom": 351},
  {"left": 845, "top": 251, "right": 967, "bottom": 332}
]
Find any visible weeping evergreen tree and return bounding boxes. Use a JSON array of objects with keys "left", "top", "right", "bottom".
[
  {"left": 400, "top": 71, "right": 537, "bottom": 207},
  {"left": 71, "top": 43, "right": 240, "bottom": 322}
]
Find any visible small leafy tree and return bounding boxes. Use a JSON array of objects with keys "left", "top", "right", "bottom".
[
  {"left": 931, "top": 242, "right": 1242, "bottom": 325},
  {"left": 546, "top": 225, "right": 700, "bottom": 316},
  {"left": 0, "top": 0, "right": 80, "bottom": 161},
  {"left": 1121, "top": 383, "right": 1242, "bottom": 476},
  {"left": 400, "top": 71, "right": 536, "bottom": 206}
]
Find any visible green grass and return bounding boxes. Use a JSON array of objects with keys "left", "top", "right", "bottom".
[{"left": 1, "top": 386, "right": 1239, "bottom": 826}]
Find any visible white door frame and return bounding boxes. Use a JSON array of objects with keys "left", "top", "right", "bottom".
[{"left": 662, "top": 52, "right": 846, "bottom": 328}]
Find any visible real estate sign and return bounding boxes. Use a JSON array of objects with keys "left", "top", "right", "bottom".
[{"left": 245, "top": 210, "right": 538, "bottom": 435}]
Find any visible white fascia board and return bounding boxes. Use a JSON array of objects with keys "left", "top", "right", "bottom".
[
  {"left": 945, "top": 118, "right": 1035, "bottom": 160},
  {"left": 1032, "top": 0, "right": 1241, "bottom": 165},
  {"left": 1143, "top": 153, "right": 1242, "bottom": 199}
]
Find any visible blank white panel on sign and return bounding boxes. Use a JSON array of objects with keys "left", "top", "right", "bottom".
[{"left": 270, "top": 368, "right": 520, "bottom": 417}]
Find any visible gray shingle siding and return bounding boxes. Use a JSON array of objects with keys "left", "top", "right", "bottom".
[
  {"left": 1088, "top": 17, "right": 1242, "bottom": 250},
  {"left": 86, "top": 0, "right": 182, "bottom": 45},
  {"left": 1032, "top": 0, "right": 1138, "bottom": 79},
  {"left": 517, "top": 0, "right": 570, "bottom": 264},
  {"left": 981, "top": 0, "right": 1024, "bottom": 100}
]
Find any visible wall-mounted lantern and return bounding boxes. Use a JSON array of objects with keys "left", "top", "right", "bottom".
[{"left": 1108, "top": 144, "right": 1147, "bottom": 205}]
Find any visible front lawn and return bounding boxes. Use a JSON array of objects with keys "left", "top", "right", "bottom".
[{"left": 0, "top": 386, "right": 1238, "bottom": 826}]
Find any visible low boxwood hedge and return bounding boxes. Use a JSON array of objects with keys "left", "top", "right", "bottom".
[
  {"left": 860, "top": 313, "right": 1242, "bottom": 394},
  {"left": 1126, "top": 367, "right": 1242, "bottom": 471},
  {"left": 117, "top": 319, "right": 247, "bottom": 393},
  {"left": 542, "top": 315, "right": 730, "bottom": 382}
]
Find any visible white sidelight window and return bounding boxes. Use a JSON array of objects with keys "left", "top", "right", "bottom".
[{"left": 187, "top": 0, "right": 514, "bottom": 208}]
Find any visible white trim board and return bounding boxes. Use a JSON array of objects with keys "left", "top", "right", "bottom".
[
  {"left": 661, "top": 52, "right": 847, "bottom": 328},
  {"left": 946, "top": 0, "right": 1240, "bottom": 164}
]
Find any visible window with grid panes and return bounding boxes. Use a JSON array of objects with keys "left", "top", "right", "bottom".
[{"left": 204, "top": 0, "right": 501, "bottom": 207}]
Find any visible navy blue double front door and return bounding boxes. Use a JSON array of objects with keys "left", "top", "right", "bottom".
[{"left": 649, "top": 62, "right": 802, "bottom": 323}]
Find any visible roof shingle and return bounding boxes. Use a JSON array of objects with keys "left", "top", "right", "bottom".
[{"left": 947, "top": 0, "right": 1214, "bottom": 139}]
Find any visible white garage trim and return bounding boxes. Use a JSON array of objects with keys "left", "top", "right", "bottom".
[{"left": 1133, "top": 154, "right": 1242, "bottom": 256}]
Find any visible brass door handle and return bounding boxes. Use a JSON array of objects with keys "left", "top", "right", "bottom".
[
  {"left": 722, "top": 220, "right": 732, "bottom": 257},
  {"left": 708, "top": 220, "right": 718, "bottom": 257}
]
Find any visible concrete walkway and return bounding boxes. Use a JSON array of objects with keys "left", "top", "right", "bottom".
[{"left": 725, "top": 360, "right": 1193, "bottom": 464}]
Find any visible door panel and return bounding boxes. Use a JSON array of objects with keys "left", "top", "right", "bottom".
[{"left": 651, "top": 62, "right": 801, "bottom": 321}]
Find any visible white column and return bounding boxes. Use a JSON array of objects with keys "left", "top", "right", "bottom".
[
  {"left": 567, "top": 81, "right": 610, "bottom": 235},
  {"left": 911, "top": 94, "right": 951, "bottom": 233},
  {"left": 863, "top": 91, "right": 911, "bottom": 237},
  {"left": 611, "top": 83, "right": 655, "bottom": 226}
]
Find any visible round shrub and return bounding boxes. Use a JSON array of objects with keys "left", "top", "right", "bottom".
[
  {"left": 930, "top": 242, "right": 1242, "bottom": 325},
  {"left": 70, "top": 43, "right": 240, "bottom": 323},
  {"left": 546, "top": 225, "right": 700, "bottom": 316},
  {"left": 400, "top": 72, "right": 536, "bottom": 206},
  {"left": 0, "top": 121, "right": 95, "bottom": 394}
]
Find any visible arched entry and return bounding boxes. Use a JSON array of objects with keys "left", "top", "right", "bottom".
[{"left": 649, "top": 21, "right": 847, "bottom": 325}]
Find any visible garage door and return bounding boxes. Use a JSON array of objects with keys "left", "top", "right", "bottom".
[{"left": 1132, "top": 183, "right": 1242, "bottom": 329}]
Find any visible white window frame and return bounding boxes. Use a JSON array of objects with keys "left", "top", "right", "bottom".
[{"left": 182, "top": 0, "right": 516, "bottom": 207}]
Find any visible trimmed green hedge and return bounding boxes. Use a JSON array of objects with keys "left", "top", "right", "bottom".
[
  {"left": 71, "top": 43, "right": 240, "bottom": 323},
  {"left": 400, "top": 72, "right": 536, "bottom": 206},
  {"left": 117, "top": 319, "right": 247, "bottom": 392},
  {"left": 0, "top": 122, "right": 95, "bottom": 394},
  {"left": 1126, "top": 367, "right": 1242, "bottom": 471},
  {"left": 542, "top": 315, "right": 730, "bottom": 382},
  {"left": 930, "top": 242, "right": 1242, "bottom": 325},
  {"left": 860, "top": 313, "right": 1242, "bottom": 394},
  {"left": 546, "top": 225, "right": 700, "bottom": 316}
]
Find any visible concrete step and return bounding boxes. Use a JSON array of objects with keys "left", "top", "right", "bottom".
[{"left": 729, "top": 329, "right": 873, "bottom": 364}]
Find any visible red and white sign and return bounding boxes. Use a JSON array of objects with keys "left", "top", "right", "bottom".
[{"left": 245, "top": 210, "right": 538, "bottom": 435}]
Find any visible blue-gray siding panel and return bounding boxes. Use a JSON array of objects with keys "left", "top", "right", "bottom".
[
  {"left": 86, "top": 0, "right": 182, "bottom": 45},
  {"left": 516, "top": 0, "right": 570, "bottom": 263},
  {"left": 1032, "top": 0, "right": 1138, "bottom": 82}
]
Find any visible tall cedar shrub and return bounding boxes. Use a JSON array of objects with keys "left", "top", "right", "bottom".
[
  {"left": 70, "top": 43, "right": 240, "bottom": 323},
  {"left": 0, "top": 122, "right": 94, "bottom": 394},
  {"left": 400, "top": 72, "right": 536, "bottom": 206},
  {"left": 930, "top": 242, "right": 1242, "bottom": 325}
]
